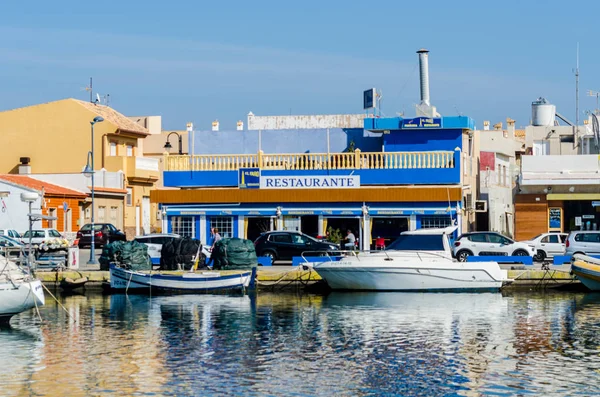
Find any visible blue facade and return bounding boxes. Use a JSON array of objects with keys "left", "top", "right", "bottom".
[
  {"left": 164, "top": 155, "right": 461, "bottom": 187},
  {"left": 160, "top": 116, "right": 473, "bottom": 244}
]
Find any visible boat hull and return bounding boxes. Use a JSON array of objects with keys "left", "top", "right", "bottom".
[
  {"left": 109, "top": 265, "right": 255, "bottom": 293},
  {"left": 571, "top": 255, "right": 600, "bottom": 291},
  {"left": 311, "top": 258, "right": 507, "bottom": 292},
  {"left": 0, "top": 280, "right": 45, "bottom": 323}
]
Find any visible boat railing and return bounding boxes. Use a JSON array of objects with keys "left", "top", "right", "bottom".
[
  {"left": 300, "top": 249, "right": 397, "bottom": 263},
  {"left": 299, "top": 249, "right": 452, "bottom": 263}
]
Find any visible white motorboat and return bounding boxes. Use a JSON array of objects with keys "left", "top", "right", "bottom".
[
  {"left": 109, "top": 264, "right": 256, "bottom": 293},
  {"left": 304, "top": 226, "right": 511, "bottom": 292},
  {"left": 0, "top": 256, "right": 45, "bottom": 324}
]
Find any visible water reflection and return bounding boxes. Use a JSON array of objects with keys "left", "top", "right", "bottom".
[{"left": 1, "top": 291, "right": 600, "bottom": 396}]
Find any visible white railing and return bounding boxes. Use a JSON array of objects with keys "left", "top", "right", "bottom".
[{"left": 165, "top": 150, "right": 456, "bottom": 172}]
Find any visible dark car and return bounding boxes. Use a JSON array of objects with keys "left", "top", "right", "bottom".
[
  {"left": 254, "top": 231, "right": 339, "bottom": 263},
  {"left": 76, "top": 223, "right": 126, "bottom": 248}
]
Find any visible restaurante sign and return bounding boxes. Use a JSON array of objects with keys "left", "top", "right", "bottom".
[{"left": 260, "top": 175, "right": 360, "bottom": 189}]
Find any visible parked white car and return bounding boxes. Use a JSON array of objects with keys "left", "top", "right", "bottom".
[
  {"left": 21, "top": 228, "right": 63, "bottom": 246},
  {"left": 0, "top": 229, "right": 21, "bottom": 239},
  {"left": 521, "top": 232, "right": 567, "bottom": 261},
  {"left": 134, "top": 233, "right": 180, "bottom": 267},
  {"left": 453, "top": 232, "right": 536, "bottom": 262}
]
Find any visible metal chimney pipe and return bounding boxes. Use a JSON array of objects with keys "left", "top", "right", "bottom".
[{"left": 417, "top": 48, "right": 430, "bottom": 106}]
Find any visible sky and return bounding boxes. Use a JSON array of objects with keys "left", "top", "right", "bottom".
[{"left": 1, "top": 0, "right": 599, "bottom": 130}]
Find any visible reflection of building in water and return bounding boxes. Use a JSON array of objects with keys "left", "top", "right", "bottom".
[{"left": 24, "top": 294, "right": 169, "bottom": 396}]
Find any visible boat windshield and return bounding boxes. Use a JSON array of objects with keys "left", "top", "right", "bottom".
[{"left": 386, "top": 234, "right": 446, "bottom": 251}]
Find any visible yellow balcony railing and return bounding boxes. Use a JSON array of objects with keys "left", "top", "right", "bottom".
[{"left": 164, "top": 149, "right": 455, "bottom": 172}]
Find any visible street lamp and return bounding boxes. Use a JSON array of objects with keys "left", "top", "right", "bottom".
[
  {"left": 164, "top": 131, "right": 183, "bottom": 155},
  {"left": 83, "top": 116, "right": 104, "bottom": 265},
  {"left": 20, "top": 192, "right": 39, "bottom": 270}
]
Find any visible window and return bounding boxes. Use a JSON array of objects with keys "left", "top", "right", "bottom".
[
  {"left": 575, "top": 233, "right": 600, "bottom": 243},
  {"left": 421, "top": 216, "right": 453, "bottom": 229},
  {"left": 50, "top": 230, "right": 61, "bottom": 238},
  {"left": 210, "top": 216, "right": 233, "bottom": 238},
  {"left": 469, "top": 234, "right": 487, "bottom": 243},
  {"left": 126, "top": 188, "right": 133, "bottom": 206},
  {"left": 126, "top": 145, "right": 133, "bottom": 156},
  {"left": 271, "top": 234, "right": 292, "bottom": 243},
  {"left": 109, "top": 142, "right": 117, "bottom": 156},
  {"left": 559, "top": 234, "right": 567, "bottom": 243},
  {"left": 488, "top": 234, "right": 512, "bottom": 244},
  {"left": 171, "top": 216, "right": 195, "bottom": 238},
  {"left": 98, "top": 206, "right": 106, "bottom": 222},
  {"left": 542, "top": 235, "right": 559, "bottom": 244},
  {"left": 386, "top": 235, "right": 445, "bottom": 251}
]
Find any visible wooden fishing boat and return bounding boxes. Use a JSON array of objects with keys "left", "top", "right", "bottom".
[
  {"left": 571, "top": 254, "right": 600, "bottom": 291},
  {"left": 109, "top": 264, "right": 256, "bottom": 293}
]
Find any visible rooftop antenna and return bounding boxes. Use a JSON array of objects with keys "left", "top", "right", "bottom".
[
  {"left": 95, "top": 93, "right": 101, "bottom": 104},
  {"left": 82, "top": 77, "right": 93, "bottom": 102}
]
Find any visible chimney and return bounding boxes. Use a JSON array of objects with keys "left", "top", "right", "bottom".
[
  {"left": 212, "top": 120, "right": 219, "bottom": 131},
  {"left": 236, "top": 120, "right": 244, "bottom": 131},
  {"left": 506, "top": 117, "right": 516, "bottom": 139},
  {"left": 415, "top": 49, "right": 440, "bottom": 118},
  {"left": 417, "top": 49, "right": 430, "bottom": 106},
  {"left": 483, "top": 121, "right": 490, "bottom": 131},
  {"left": 18, "top": 157, "right": 31, "bottom": 175},
  {"left": 493, "top": 122, "right": 502, "bottom": 131}
]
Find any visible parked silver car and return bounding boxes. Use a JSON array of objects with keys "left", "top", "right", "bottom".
[{"left": 565, "top": 231, "right": 600, "bottom": 256}]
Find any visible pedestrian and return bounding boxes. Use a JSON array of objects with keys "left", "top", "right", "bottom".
[
  {"left": 344, "top": 229, "right": 356, "bottom": 250},
  {"left": 211, "top": 228, "right": 222, "bottom": 249},
  {"left": 206, "top": 227, "right": 222, "bottom": 268}
]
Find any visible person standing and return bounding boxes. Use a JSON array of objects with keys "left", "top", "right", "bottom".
[{"left": 211, "top": 228, "right": 222, "bottom": 249}]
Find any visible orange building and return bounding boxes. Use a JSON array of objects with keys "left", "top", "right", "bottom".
[{"left": 0, "top": 175, "right": 87, "bottom": 232}]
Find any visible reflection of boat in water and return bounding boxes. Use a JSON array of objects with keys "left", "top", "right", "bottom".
[
  {"left": 307, "top": 227, "right": 510, "bottom": 292},
  {"left": 571, "top": 254, "right": 600, "bottom": 291},
  {"left": 109, "top": 264, "right": 256, "bottom": 293},
  {"left": 0, "top": 256, "right": 45, "bottom": 325}
]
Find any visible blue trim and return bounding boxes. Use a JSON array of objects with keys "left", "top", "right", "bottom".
[
  {"left": 150, "top": 257, "right": 161, "bottom": 265},
  {"left": 195, "top": 216, "right": 201, "bottom": 240},
  {"left": 364, "top": 116, "right": 474, "bottom": 131},
  {"left": 467, "top": 256, "right": 533, "bottom": 265}
]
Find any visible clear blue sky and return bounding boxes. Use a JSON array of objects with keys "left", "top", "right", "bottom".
[{"left": 1, "top": 0, "right": 598, "bottom": 130}]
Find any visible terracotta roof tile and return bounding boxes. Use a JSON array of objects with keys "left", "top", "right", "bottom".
[
  {"left": 92, "top": 187, "right": 127, "bottom": 194},
  {"left": 0, "top": 175, "right": 87, "bottom": 198},
  {"left": 73, "top": 99, "right": 149, "bottom": 135}
]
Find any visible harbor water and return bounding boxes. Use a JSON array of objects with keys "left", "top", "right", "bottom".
[{"left": 2, "top": 290, "right": 600, "bottom": 396}]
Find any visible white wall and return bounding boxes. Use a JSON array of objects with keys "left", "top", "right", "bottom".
[
  {"left": 30, "top": 170, "right": 124, "bottom": 192},
  {"left": 247, "top": 113, "right": 367, "bottom": 130},
  {"left": 0, "top": 182, "right": 43, "bottom": 233}
]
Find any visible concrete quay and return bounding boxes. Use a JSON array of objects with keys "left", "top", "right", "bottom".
[{"left": 36, "top": 263, "right": 581, "bottom": 291}]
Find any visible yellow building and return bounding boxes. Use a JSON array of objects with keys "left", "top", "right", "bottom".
[{"left": 0, "top": 98, "right": 160, "bottom": 238}]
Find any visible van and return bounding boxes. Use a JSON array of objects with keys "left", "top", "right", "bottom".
[{"left": 565, "top": 231, "right": 600, "bottom": 256}]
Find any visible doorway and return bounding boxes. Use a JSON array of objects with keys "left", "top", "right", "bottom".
[
  {"left": 301, "top": 215, "right": 319, "bottom": 238},
  {"left": 370, "top": 217, "right": 409, "bottom": 248},
  {"left": 247, "top": 217, "right": 272, "bottom": 242}
]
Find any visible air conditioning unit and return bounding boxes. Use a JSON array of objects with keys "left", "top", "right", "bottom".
[{"left": 474, "top": 200, "right": 488, "bottom": 213}]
